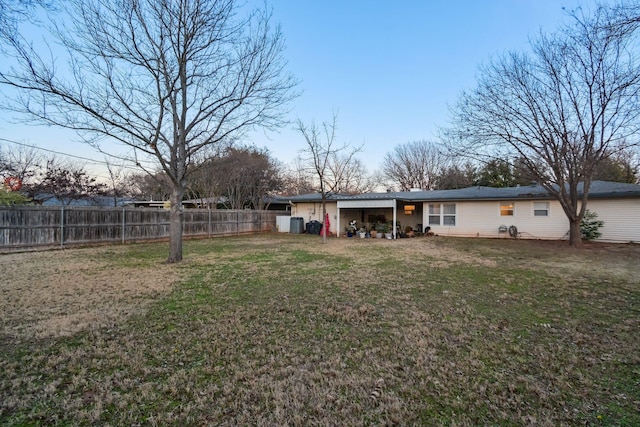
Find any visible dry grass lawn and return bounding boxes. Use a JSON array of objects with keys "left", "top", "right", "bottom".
[
  {"left": 0, "top": 249, "right": 179, "bottom": 339},
  {"left": 1, "top": 234, "right": 639, "bottom": 426}
]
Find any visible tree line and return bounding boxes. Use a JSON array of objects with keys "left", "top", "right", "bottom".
[
  {"left": 380, "top": 140, "right": 639, "bottom": 191},
  {"left": 0, "top": 143, "right": 287, "bottom": 209},
  {"left": 3, "top": 136, "right": 638, "bottom": 207}
]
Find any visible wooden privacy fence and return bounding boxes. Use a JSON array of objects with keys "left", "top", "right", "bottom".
[{"left": 0, "top": 205, "right": 290, "bottom": 250}]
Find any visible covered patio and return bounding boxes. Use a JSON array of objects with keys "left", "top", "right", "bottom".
[{"left": 336, "top": 198, "right": 423, "bottom": 238}]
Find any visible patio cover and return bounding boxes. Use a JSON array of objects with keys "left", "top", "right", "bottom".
[{"left": 336, "top": 199, "right": 397, "bottom": 238}]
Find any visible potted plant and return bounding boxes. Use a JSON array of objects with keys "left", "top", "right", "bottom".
[
  {"left": 370, "top": 228, "right": 377, "bottom": 238},
  {"left": 375, "top": 222, "right": 386, "bottom": 238},
  {"left": 385, "top": 222, "right": 393, "bottom": 239},
  {"left": 404, "top": 226, "right": 415, "bottom": 238},
  {"left": 345, "top": 219, "right": 357, "bottom": 237}
]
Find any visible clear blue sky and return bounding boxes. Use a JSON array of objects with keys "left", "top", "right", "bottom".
[
  {"left": 254, "top": 0, "right": 598, "bottom": 168},
  {"left": 0, "top": 0, "right": 598, "bottom": 180}
]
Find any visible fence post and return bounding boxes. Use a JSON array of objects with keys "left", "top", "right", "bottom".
[
  {"left": 208, "top": 207, "right": 211, "bottom": 238},
  {"left": 122, "top": 206, "right": 125, "bottom": 244},
  {"left": 60, "top": 205, "right": 64, "bottom": 248}
]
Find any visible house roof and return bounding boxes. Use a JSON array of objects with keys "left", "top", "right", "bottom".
[{"left": 280, "top": 181, "right": 640, "bottom": 204}]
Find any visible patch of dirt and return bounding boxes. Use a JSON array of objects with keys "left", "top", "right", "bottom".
[{"left": 0, "top": 248, "right": 179, "bottom": 340}]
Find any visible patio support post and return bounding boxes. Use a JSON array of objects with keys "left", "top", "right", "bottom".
[{"left": 392, "top": 199, "right": 397, "bottom": 239}]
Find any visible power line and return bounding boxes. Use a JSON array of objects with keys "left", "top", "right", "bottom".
[{"left": 0, "top": 137, "right": 156, "bottom": 170}]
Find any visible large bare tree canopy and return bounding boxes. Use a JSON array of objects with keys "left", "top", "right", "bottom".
[
  {"left": 188, "top": 146, "right": 282, "bottom": 210},
  {"left": 0, "top": 0, "right": 298, "bottom": 262},
  {"left": 444, "top": 4, "right": 640, "bottom": 246},
  {"left": 381, "top": 140, "right": 445, "bottom": 191}
]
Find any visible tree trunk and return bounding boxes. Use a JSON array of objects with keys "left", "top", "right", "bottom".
[
  {"left": 568, "top": 217, "right": 583, "bottom": 247},
  {"left": 167, "top": 187, "right": 184, "bottom": 263}
]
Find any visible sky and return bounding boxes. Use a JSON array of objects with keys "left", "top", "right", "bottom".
[{"left": 0, "top": 0, "right": 600, "bottom": 181}]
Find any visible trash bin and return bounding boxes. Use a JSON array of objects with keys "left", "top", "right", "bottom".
[
  {"left": 306, "top": 220, "right": 322, "bottom": 235},
  {"left": 289, "top": 217, "right": 304, "bottom": 234}
]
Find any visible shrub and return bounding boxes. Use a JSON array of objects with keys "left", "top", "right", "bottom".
[
  {"left": 581, "top": 209, "right": 604, "bottom": 240},
  {"left": 0, "top": 190, "right": 31, "bottom": 206}
]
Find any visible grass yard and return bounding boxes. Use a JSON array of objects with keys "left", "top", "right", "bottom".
[{"left": 1, "top": 234, "right": 639, "bottom": 426}]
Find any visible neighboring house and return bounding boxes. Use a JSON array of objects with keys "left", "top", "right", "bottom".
[
  {"left": 280, "top": 181, "right": 640, "bottom": 243},
  {"left": 39, "top": 194, "right": 134, "bottom": 207},
  {"left": 127, "top": 195, "right": 292, "bottom": 210}
]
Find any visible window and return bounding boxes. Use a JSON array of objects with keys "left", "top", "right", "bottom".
[
  {"left": 534, "top": 202, "right": 549, "bottom": 217},
  {"left": 500, "top": 202, "right": 514, "bottom": 216},
  {"left": 429, "top": 203, "right": 457, "bottom": 226},
  {"left": 443, "top": 203, "right": 456, "bottom": 226},
  {"left": 428, "top": 204, "right": 440, "bottom": 225}
]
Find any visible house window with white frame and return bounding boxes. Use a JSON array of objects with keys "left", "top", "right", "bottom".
[
  {"left": 500, "top": 202, "right": 515, "bottom": 216},
  {"left": 533, "top": 201, "right": 549, "bottom": 216},
  {"left": 428, "top": 204, "right": 441, "bottom": 225},
  {"left": 429, "top": 203, "right": 457, "bottom": 226},
  {"left": 443, "top": 203, "right": 456, "bottom": 225}
]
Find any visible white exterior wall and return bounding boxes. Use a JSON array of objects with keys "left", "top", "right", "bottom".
[
  {"left": 290, "top": 202, "right": 338, "bottom": 235},
  {"left": 396, "top": 211, "right": 423, "bottom": 231},
  {"left": 588, "top": 198, "right": 640, "bottom": 243},
  {"left": 423, "top": 198, "right": 640, "bottom": 243},
  {"left": 423, "top": 200, "right": 569, "bottom": 240}
]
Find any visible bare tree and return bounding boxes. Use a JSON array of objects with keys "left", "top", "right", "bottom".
[
  {"left": 129, "top": 170, "right": 173, "bottom": 202},
  {"left": 0, "top": 0, "right": 297, "bottom": 262},
  {"left": 296, "top": 113, "right": 362, "bottom": 243},
  {"left": 444, "top": 5, "right": 640, "bottom": 246},
  {"left": 280, "top": 156, "right": 315, "bottom": 196},
  {"left": 0, "top": 144, "right": 109, "bottom": 203},
  {"left": 246, "top": 153, "right": 283, "bottom": 210},
  {"left": 186, "top": 159, "right": 222, "bottom": 209},
  {"left": 604, "top": 1, "right": 640, "bottom": 36},
  {"left": 326, "top": 155, "right": 374, "bottom": 194},
  {"left": 29, "top": 158, "right": 106, "bottom": 205},
  {"left": 104, "top": 159, "right": 134, "bottom": 207},
  {"left": 207, "top": 146, "right": 282, "bottom": 210},
  {"left": 0, "top": 141, "right": 42, "bottom": 187},
  {"left": 382, "top": 140, "right": 446, "bottom": 191},
  {"left": 0, "top": 0, "right": 52, "bottom": 44}
]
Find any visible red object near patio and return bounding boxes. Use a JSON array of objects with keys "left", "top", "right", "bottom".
[{"left": 322, "top": 212, "right": 330, "bottom": 236}]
